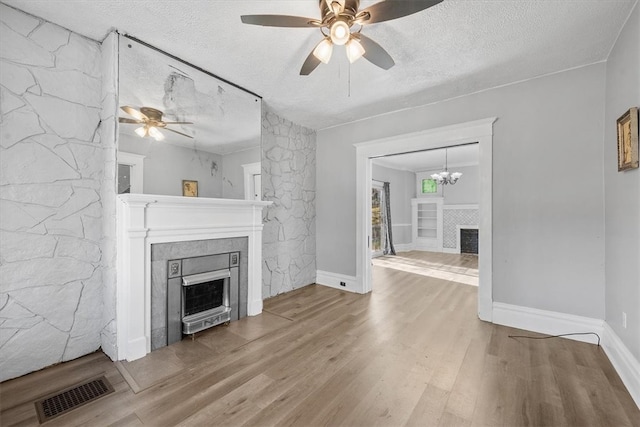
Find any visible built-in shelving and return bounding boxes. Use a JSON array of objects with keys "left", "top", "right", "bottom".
[{"left": 411, "top": 198, "right": 443, "bottom": 250}]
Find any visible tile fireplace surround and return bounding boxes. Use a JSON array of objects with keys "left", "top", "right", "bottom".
[{"left": 117, "top": 194, "right": 271, "bottom": 361}]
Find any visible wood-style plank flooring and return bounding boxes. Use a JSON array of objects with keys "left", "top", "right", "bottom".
[{"left": 1, "top": 251, "right": 638, "bottom": 426}]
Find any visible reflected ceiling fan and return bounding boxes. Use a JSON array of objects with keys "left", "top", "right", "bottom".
[
  {"left": 241, "top": 0, "right": 443, "bottom": 75},
  {"left": 118, "top": 106, "right": 193, "bottom": 141}
]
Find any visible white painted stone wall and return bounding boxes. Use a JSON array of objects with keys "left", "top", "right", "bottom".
[
  {"left": 99, "top": 31, "right": 119, "bottom": 361},
  {"left": 261, "top": 109, "right": 316, "bottom": 298},
  {"left": 0, "top": 4, "right": 106, "bottom": 381}
]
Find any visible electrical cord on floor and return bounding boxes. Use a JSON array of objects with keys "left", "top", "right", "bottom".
[{"left": 508, "top": 332, "right": 601, "bottom": 346}]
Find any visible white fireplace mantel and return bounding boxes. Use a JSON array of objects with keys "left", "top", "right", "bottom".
[{"left": 116, "top": 194, "right": 272, "bottom": 361}]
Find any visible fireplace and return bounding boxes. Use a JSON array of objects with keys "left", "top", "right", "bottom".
[
  {"left": 157, "top": 250, "right": 243, "bottom": 348},
  {"left": 460, "top": 228, "right": 479, "bottom": 254},
  {"left": 117, "top": 194, "right": 271, "bottom": 361}
]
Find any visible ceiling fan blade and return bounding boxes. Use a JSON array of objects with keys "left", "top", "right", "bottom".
[
  {"left": 118, "top": 118, "right": 143, "bottom": 124},
  {"left": 163, "top": 121, "right": 194, "bottom": 125},
  {"left": 355, "top": 34, "right": 395, "bottom": 70},
  {"left": 164, "top": 127, "right": 194, "bottom": 139},
  {"left": 241, "top": 15, "right": 321, "bottom": 28},
  {"left": 120, "top": 106, "right": 148, "bottom": 121},
  {"left": 360, "top": 0, "right": 443, "bottom": 24},
  {"left": 300, "top": 47, "right": 322, "bottom": 76}
]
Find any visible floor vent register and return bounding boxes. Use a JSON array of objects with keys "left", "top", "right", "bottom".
[{"left": 34, "top": 375, "right": 114, "bottom": 423}]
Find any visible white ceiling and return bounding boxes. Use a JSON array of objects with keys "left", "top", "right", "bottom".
[
  {"left": 372, "top": 143, "right": 478, "bottom": 172},
  {"left": 4, "top": 0, "right": 636, "bottom": 131}
]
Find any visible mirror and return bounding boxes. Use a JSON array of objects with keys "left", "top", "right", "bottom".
[{"left": 117, "top": 35, "right": 262, "bottom": 199}]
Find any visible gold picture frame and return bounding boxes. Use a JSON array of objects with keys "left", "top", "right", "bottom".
[
  {"left": 182, "top": 180, "right": 198, "bottom": 197},
  {"left": 617, "top": 107, "right": 639, "bottom": 171}
]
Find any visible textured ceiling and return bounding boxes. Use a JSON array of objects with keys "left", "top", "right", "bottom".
[{"left": 4, "top": 0, "right": 637, "bottom": 131}]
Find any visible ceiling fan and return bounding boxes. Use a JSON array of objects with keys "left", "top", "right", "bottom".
[
  {"left": 118, "top": 106, "right": 193, "bottom": 141},
  {"left": 241, "top": 0, "right": 443, "bottom": 75}
]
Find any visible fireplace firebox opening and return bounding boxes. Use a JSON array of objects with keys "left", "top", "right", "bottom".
[
  {"left": 182, "top": 269, "right": 231, "bottom": 335},
  {"left": 164, "top": 251, "right": 241, "bottom": 347}
]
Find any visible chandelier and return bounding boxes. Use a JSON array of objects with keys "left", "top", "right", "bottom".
[{"left": 430, "top": 148, "right": 462, "bottom": 185}]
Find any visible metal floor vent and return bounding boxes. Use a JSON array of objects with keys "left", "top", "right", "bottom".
[{"left": 34, "top": 375, "right": 114, "bottom": 423}]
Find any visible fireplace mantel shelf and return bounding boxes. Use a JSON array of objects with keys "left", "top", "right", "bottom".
[
  {"left": 119, "top": 193, "right": 272, "bottom": 208},
  {"left": 116, "top": 194, "right": 271, "bottom": 361}
]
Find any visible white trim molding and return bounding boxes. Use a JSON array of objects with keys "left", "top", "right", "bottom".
[
  {"left": 117, "top": 194, "right": 271, "bottom": 361},
  {"left": 492, "top": 302, "right": 604, "bottom": 345},
  {"left": 316, "top": 270, "right": 359, "bottom": 294},
  {"left": 394, "top": 243, "right": 415, "bottom": 252},
  {"left": 242, "top": 162, "right": 261, "bottom": 201},
  {"left": 354, "top": 117, "right": 497, "bottom": 321},
  {"left": 443, "top": 204, "right": 479, "bottom": 210},
  {"left": 602, "top": 322, "right": 640, "bottom": 408},
  {"left": 117, "top": 151, "right": 145, "bottom": 194}
]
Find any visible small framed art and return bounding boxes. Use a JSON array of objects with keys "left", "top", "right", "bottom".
[
  {"left": 617, "top": 107, "right": 639, "bottom": 171},
  {"left": 182, "top": 180, "right": 198, "bottom": 197}
]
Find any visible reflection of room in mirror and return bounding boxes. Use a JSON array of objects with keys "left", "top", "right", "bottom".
[
  {"left": 118, "top": 164, "right": 131, "bottom": 194},
  {"left": 117, "top": 35, "right": 262, "bottom": 199}
]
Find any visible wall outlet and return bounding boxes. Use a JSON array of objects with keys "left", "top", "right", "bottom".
[
  {"left": 340, "top": 281, "right": 346, "bottom": 287},
  {"left": 622, "top": 312, "right": 627, "bottom": 329}
]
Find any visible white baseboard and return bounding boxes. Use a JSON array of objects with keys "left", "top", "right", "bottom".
[
  {"left": 602, "top": 322, "right": 640, "bottom": 408},
  {"left": 316, "top": 270, "right": 359, "bottom": 294},
  {"left": 394, "top": 243, "right": 414, "bottom": 252},
  {"left": 442, "top": 247, "right": 458, "bottom": 254},
  {"left": 492, "top": 302, "right": 604, "bottom": 345},
  {"left": 247, "top": 299, "right": 263, "bottom": 316}
]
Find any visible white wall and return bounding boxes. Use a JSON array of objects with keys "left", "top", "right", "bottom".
[
  {"left": 119, "top": 135, "right": 260, "bottom": 199},
  {"left": 371, "top": 163, "right": 415, "bottom": 245},
  {"left": 317, "top": 62, "right": 606, "bottom": 319},
  {"left": 0, "top": 4, "right": 106, "bottom": 381},
  {"left": 222, "top": 146, "right": 261, "bottom": 199},
  {"left": 119, "top": 135, "right": 224, "bottom": 197},
  {"left": 604, "top": 4, "right": 640, "bottom": 360}
]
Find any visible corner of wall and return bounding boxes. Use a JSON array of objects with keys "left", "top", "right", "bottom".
[
  {"left": 98, "top": 31, "right": 120, "bottom": 361},
  {"left": 261, "top": 108, "right": 317, "bottom": 298},
  {"left": 603, "top": 321, "right": 640, "bottom": 408}
]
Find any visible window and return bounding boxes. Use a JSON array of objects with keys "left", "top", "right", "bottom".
[{"left": 421, "top": 178, "right": 437, "bottom": 194}]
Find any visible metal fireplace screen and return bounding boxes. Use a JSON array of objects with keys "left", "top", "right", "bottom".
[
  {"left": 181, "top": 269, "right": 232, "bottom": 335},
  {"left": 183, "top": 279, "right": 224, "bottom": 316}
]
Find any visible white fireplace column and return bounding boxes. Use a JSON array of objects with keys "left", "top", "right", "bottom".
[{"left": 117, "top": 194, "right": 271, "bottom": 361}]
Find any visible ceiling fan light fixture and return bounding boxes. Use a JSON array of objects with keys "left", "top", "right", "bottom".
[
  {"left": 346, "top": 37, "right": 365, "bottom": 63},
  {"left": 313, "top": 38, "right": 334, "bottom": 64},
  {"left": 148, "top": 126, "right": 164, "bottom": 141},
  {"left": 330, "top": 20, "right": 350, "bottom": 45},
  {"left": 135, "top": 126, "right": 147, "bottom": 138}
]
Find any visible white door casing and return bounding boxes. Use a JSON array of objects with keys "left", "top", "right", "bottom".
[{"left": 354, "top": 117, "right": 496, "bottom": 321}]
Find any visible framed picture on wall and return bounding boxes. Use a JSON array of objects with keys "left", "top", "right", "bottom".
[
  {"left": 182, "top": 180, "right": 198, "bottom": 197},
  {"left": 422, "top": 178, "right": 438, "bottom": 194},
  {"left": 617, "top": 107, "right": 639, "bottom": 171}
]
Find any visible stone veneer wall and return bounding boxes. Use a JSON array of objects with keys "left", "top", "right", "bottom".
[
  {"left": 261, "top": 109, "right": 316, "bottom": 298},
  {"left": 98, "top": 32, "right": 119, "bottom": 360},
  {"left": 0, "top": 5, "right": 107, "bottom": 381}
]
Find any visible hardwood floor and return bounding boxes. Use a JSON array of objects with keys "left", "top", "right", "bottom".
[
  {"left": 373, "top": 251, "right": 479, "bottom": 286},
  {"left": 1, "top": 255, "right": 638, "bottom": 426}
]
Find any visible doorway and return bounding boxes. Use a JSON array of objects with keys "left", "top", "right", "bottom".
[
  {"left": 354, "top": 118, "right": 496, "bottom": 321},
  {"left": 370, "top": 144, "right": 479, "bottom": 289}
]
